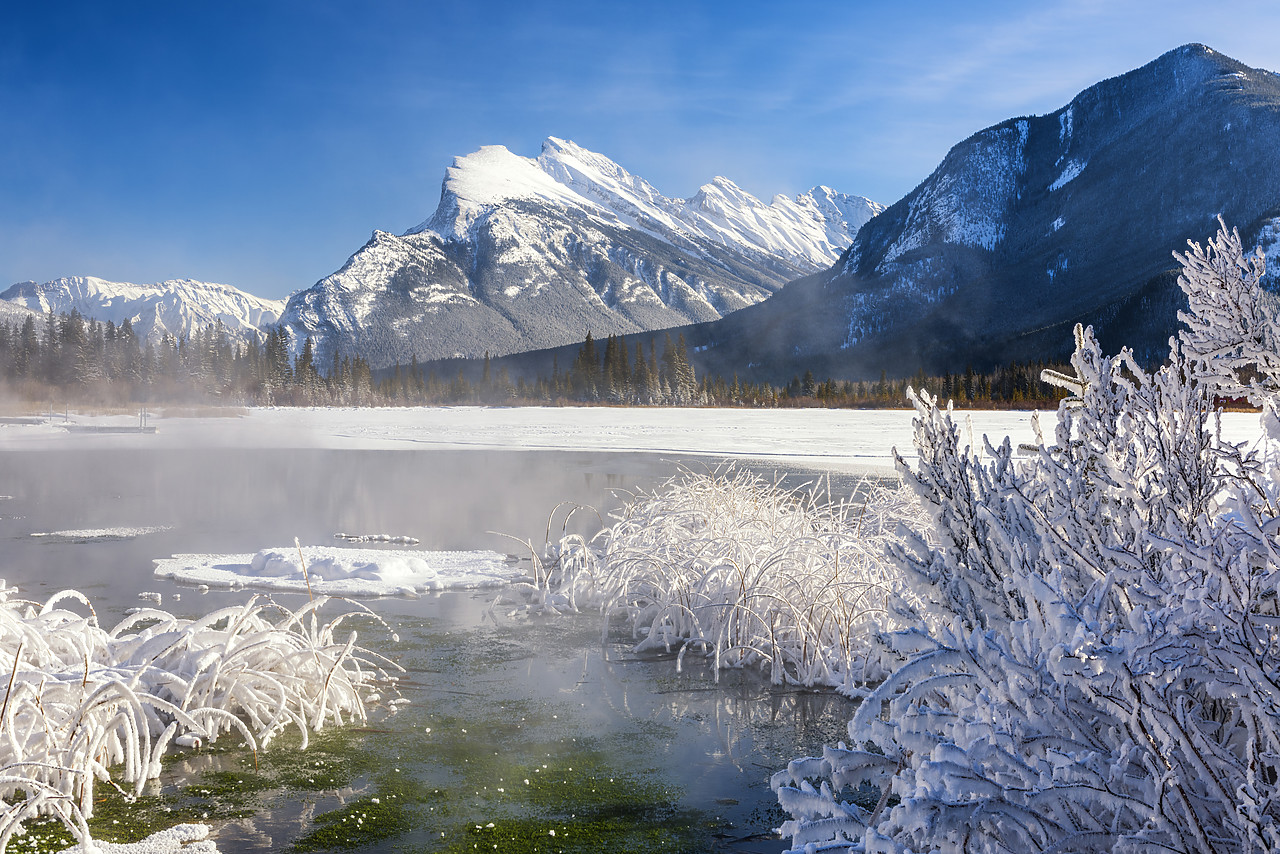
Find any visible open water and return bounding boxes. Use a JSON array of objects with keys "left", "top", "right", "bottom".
[{"left": 0, "top": 447, "right": 863, "bottom": 852}]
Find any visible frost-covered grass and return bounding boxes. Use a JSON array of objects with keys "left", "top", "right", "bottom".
[
  {"left": 0, "top": 584, "right": 401, "bottom": 851},
  {"left": 506, "top": 467, "right": 924, "bottom": 691}
]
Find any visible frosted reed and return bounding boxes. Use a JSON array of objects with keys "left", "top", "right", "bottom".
[
  {"left": 508, "top": 467, "right": 924, "bottom": 691},
  {"left": 0, "top": 586, "right": 400, "bottom": 851}
]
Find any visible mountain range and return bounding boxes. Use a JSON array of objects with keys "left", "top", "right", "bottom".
[
  {"left": 275, "top": 137, "right": 881, "bottom": 367},
  {"left": 7, "top": 44, "right": 1280, "bottom": 385},
  {"left": 0, "top": 277, "right": 284, "bottom": 347}
]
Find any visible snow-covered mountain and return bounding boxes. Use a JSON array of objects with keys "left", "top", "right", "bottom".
[
  {"left": 690, "top": 44, "right": 1280, "bottom": 380},
  {"left": 0, "top": 277, "right": 285, "bottom": 345},
  {"left": 280, "top": 137, "right": 882, "bottom": 367}
]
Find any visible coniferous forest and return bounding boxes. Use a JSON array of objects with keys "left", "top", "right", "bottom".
[{"left": 0, "top": 310, "right": 1070, "bottom": 409}]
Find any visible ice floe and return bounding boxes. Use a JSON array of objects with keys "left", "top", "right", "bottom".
[
  {"left": 53, "top": 823, "right": 219, "bottom": 853},
  {"left": 154, "top": 546, "right": 516, "bottom": 596},
  {"left": 30, "top": 525, "right": 171, "bottom": 541},
  {"left": 333, "top": 532, "right": 421, "bottom": 545}
]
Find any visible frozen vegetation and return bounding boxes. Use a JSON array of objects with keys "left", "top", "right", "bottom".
[
  {"left": 767, "top": 221, "right": 1280, "bottom": 851},
  {"left": 503, "top": 467, "right": 927, "bottom": 690},
  {"left": 0, "top": 584, "right": 400, "bottom": 851}
]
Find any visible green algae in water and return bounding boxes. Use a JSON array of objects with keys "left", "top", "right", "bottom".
[
  {"left": 7, "top": 818, "right": 76, "bottom": 854},
  {"left": 6, "top": 607, "right": 797, "bottom": 853},
  {"left": 6, "top": 728, "right": 389, "bottom": 852},
  {"left": 439, "top": 813, "right": 706, "bottom": 854},
  {"left": 293, "top": 795, "right": 412, "bottom": 851}
]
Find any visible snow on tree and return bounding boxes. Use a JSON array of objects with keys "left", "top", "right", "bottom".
[{"left": 773, "top": 220, "right": 1280, "bottom": 853}]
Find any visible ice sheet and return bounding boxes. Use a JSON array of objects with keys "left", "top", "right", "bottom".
[{"left": 0, "top": 406, "right": 1265, "bottom": 474}]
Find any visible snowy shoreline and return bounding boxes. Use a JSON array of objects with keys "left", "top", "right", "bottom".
[
  {"left": 1, "top": 405, "right": 1266, "bottom": 472},
  {"left": 0, "top": 405, "right": 1266, "bottom": 476}
]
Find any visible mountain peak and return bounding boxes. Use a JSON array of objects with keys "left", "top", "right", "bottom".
[
  {"left": 689, "top": 177, "right": 760, "bottom": 213},
  {"left": 410, "top": 143, "right": 596, "bottom": 239},
  {"left": 406, "top": 138, "right": 881, "bottom": 272}
]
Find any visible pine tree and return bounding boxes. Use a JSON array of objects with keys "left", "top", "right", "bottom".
[
  {"left": 632, "top": 342, "right": 652, "bottom": 404},
  {"left": 570, "top": 332, "right": 601, "bottom": 400},
  {"left": 675, "top": 334, "right": 695, "bottom": 403},
  {"left": 612, "top": 335, "right": 630, "bottom": 402}
]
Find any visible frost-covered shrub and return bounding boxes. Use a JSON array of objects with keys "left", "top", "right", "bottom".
[
  {"left": 513, "top": 468, "right": 924, "bottom": 691},
  {"left": 0, "top": 588, "right": 400, "bottom": 850},
  {"left": 774, "top": 221, "right": 1280, "bottom": 853}
]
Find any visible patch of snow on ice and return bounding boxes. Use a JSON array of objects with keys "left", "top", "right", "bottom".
[
  {"left": 31, "top": 525, "right": 172, "bottom": 541},
  {"left": 55, "top": 823, "right": 219, "bottom": 853},
  {"left": 154, "top": 546, "right": 516, "bottom": 596},
  {"left": 334, "top": 533, "right": 421, "bottom": 545}
]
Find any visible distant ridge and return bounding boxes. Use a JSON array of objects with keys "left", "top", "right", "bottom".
[
  {"left": 688, "top": 44, "right": 1280, "bottom": 381},
  {"left": 0, "top": 277, "right": 284, "bottom": 346}
]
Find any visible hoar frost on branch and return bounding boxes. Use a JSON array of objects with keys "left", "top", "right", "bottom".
[{"left": 773, "top": 220, "right": 1280, "bottom": 853}]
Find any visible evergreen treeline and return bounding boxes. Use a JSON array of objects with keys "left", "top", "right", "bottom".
[
  {"left": 0, "top": 311, "right": 382, "bottom": 406},
  {"left": 773, "top": 364, "right": 1070, "bottom": 409},
  {"left": 0, "top": 310, "right": 1068, "bottom": 409}
]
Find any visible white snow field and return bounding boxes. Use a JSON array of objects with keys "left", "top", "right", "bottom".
[
  {"left": 0, "top": 405, "right": 1266, "bottom": 471},
  {"left": 154, "top": 546, "right": 515, "bottom": 596}
]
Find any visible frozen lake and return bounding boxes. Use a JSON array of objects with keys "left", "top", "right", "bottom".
[
  {"left": 0, "top": 405, "right": 1053, "bottom": 472},
  {"left": 2, "top": 405, "right": 1265, "bottom": 470},
  {"left": 0, "top": 405, "right": 1267, "bottom": 851}
]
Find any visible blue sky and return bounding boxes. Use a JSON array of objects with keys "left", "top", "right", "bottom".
[{"left": 4, "top": 0, "right": 1280, "bottom": 300}]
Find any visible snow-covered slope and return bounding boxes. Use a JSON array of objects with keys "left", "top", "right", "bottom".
[
  {"left": 0, "top": 277, "right": 285, "bottom": 345},
  {"left": 281, "top": 138, "right": 882, "bottom": 367},
  {"left": 0, "top": 299, "right": 37, "bottom": 328}
]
